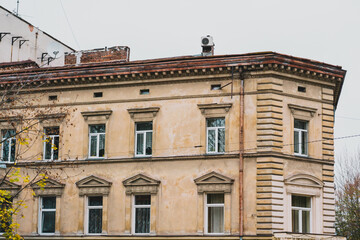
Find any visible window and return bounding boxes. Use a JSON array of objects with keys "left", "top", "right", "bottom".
[
  {"left": 43, "top": 127, "right": 59, "bottom": 160},
  {"left": 292, "top": 195, "right": 311, "bottom": 233},
  {"left": 211, "top": 84, "right": 221, "bottom": 90},
  {"left": 133, "top": 195, "right": 151, "bottom": 234},
  {"left": 89, "top": 125, "right": 105, "bottom": 158},
  {"left": 48, "top": 95, "right": 57, "bottom": 101},
  {"left": 1, "top": 130, "right": 15, "bottom": 163},
  {"left": 86, "top": 196, "right": 103, "bottom": 234},
  {"left": 298, "top": 86, "right": 306, "bottom": 93},
  {"left": 135, "top": 122, "right": 152, "bottom": 157},
  {"left": 206, "top": 118, "right": 225, "bottom": 154},
  {"left": 140, "top": 89, "right": 150, "bottom": 95},
  {"left": 39, "top": 196, "right": 56, "bottom": 234},
  {"left": 205, "top": 194, "right": 224, "bottom": 234},
  {"left": 294, "top": 120, "right": 308, "bottom": 156},
  {"left": 93, "top": 92, "right": 103, "bottom": 98}
]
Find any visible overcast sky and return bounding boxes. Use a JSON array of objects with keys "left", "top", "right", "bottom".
[{"left": 1, "top": 0, "right": 360, "bottom": 159}]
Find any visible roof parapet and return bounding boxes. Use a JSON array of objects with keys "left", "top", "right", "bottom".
[{"left": 65, "top": 46, "right": 130, "bottom": 65}]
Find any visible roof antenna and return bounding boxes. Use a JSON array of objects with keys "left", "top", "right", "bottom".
[{"left": 16, "top": 0, "right": 19, "bottom": 16}]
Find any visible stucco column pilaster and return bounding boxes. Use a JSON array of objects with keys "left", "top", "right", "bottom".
[
  {"left": 77, "top": 196, "right": 84, "bottom": 234},
  {"left": 124, "top": 194, "right": 131, "bottom": 234},
  {"left": 32, "top": 197, "right": 38, "bottom": 234},
  {"left": 55, "top": 196, "right": 61, "bottom": 234},
  {"left": 224, "top": 193, "right": 231, "bottom": 234},
  {"left": 150, "top": 194, "right": 157, "bottom": 235},
  {"left": 102, "top": 195, "right": 108, "bottom": 234},
  {"left": 196, "top": 193, "right": 204, "bottom": 234}
]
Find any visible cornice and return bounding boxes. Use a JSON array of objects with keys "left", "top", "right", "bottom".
[
  {"left": 243, "top": 151, "right": 334, "bottom": 165},
  {"left": 14, "top": 153, "right": 240, "bottom": 167}
]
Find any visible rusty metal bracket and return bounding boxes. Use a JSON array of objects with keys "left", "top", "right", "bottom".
[
  {"left": 19, "top": 40, "right": 28, "bottom": 48},
  {"left": 11, "top": 36, "right": 21, "bottom": 45},
  {"left": 0, "top": 32, "right": 10, "bottom": 41}
]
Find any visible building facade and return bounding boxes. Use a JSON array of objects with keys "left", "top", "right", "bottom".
[{"left": 0, "top": 46, "right": 346, "bottom": 240}]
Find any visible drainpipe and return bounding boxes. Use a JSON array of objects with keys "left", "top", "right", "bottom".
[{"left": 239, "top": 68, "right": 244, "bottom": 237}]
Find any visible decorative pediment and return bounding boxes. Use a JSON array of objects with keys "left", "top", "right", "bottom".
[
  {"left": 198, "top": 103, "right": 232, "bottom": 117},
  {"left": 194, "top": 171, "right": 234, "bottom": 193},
  {"left": 127, "top": 107, "right": 160, "bottom": 122},
  {"left": 285, "top": 174, "right": 323, "bottom": 188},
  {"left": 76, "top": 175, "right": 112, "bottom": 196},
  {"left": 31, "top": 178, "right": 65, "bottom": 196},
  {"left": 0, "top": 179, "right": 21, "bottom": 196},
  {"left": 288, "top": 104, "right": 317, "bottom": 120},
  {"left": 81, "top": 110, "right": 112, "bottom": 121},
  {"left": 123, "top": 174, "right": 160, "bottom": 195}
]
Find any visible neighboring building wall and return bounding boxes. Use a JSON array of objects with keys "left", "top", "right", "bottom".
[{"left": 0, "top": 6, "right": 74, "bottom": 67}]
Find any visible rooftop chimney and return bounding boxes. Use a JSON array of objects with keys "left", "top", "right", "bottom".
[
  {"left": 65, "top": 46, "right": 130, "bottom": 65},
  {"left": 201, "top": 35, "right": 214, "bottom": 56}
]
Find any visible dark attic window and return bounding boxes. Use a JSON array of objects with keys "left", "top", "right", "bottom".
[
  {"left": 211, "top": 84, "right": 221, "bottom": 90},
  {"left": 94, "top": 92, "right": 103, "bottom": 98},
  {"left": 298, "top": 86, "right": 306, "bottom": 93},
  {"left": 140, "top": 89, "right": 150, "bottom": 95},
  {"left": 48, "top": 95, "right": 57, "bottom": 101}
]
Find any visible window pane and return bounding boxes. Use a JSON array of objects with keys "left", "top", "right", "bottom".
[
  {"left": 292, "top": 196, "right": 310, "bottom": 208},
  {"left": 207, "top": 118, "right": 225, "bottom": 127},
  {"left": 90, "top": 136, "right": 97, "bottom": 157},
  {"left": 292, "top": 209, "right": 299, "bottom": 232},
  {"left": 2, "top": 130, "right": 15, "bottom": 139},
  {"left": 208, "top": 206, "right": 224, "bottom": 233},
  {"left": 295, "top": 120, "right": 307, "bottom": 130},
  {"left": 10, "top": 139, "right": 15, "bottom": 162},
  {"left": 42, "top": 212, "right": 55, "bottom": 233},
  {"left": 45, "top": 137, "right": 52, "bottom": 160},
  {"left": 45, "top": 127, "right": 59, "bottom": 135},
  {"left": 145, "top": 132, "right": 152, "bottom": 155},
  {"left": 302, "top": 210, "right": 310, "bottom": 233},
  {"left": 99, "top": 134, "right": 105, "bottom": 157},
  {"left": 88, "top": 209, "right": 102, "bottom": 233},
  {"left": 207, "top": 129, "right": 216, "bottom": 152},
  {"left": 218, "top": 128, "right": 225, "bottom": 152},
  {"left": 53, "top": 136, "right": 59, "bottom": 160},
  {"left": 89, "top": 196, "right": 103, "bottom": 206},
  {"left": 207, "top": 194, "right": 224, "bottom": 204},
  {"left": 2, "top": 140, "right": 9, "bottom": 161},
  {"left": 294, "top": 131, "right": 299, "bottom": 153},
  {"left": 136, "top": 133, "right": 144, "bottom": 155},
  {"left": 135, "top": 207, "right": 150, "bottom": 233},
  {"left": 301, "top": 131, "right": 308, "bottom": 155},
  {"left": 42, "top": 197, "right": 56, "bottom": 209},
  {"left": 135, "top": 195, "right": 151, "bottom": 205},
  {"left": 136, "top": 122, "right": 152, "bottom": 131},
  {"left": 90, "top": 125, "right": 105, "bottom": 133}
]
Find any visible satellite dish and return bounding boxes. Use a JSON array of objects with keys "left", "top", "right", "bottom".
[{"left": 47, "top": 42, "right": 64, "bottom": 59}]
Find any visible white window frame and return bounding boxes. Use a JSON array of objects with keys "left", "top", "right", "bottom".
[
  {"left": 1, "top": 129, "right": 16, "bottom": 163},
  {"left": 38, "top": 196, "right": 56, "bottom": 235},
  {"left": 85, "top": 196, "right": 103, "bottom": 235},
  {"left": 135, "top": 123, "right": 152, "bottom": 157},
  {"left": 204, "top": 193, "right": 225, "bottom": 235},
  {"left": 291, "top": 195, "right": 312, "bottom": 233},
  {"left": 88, "top": 125, "right": 105, "bottom": 159},
  {"left": 43, "top": 127, "right": 59, "bottom": 161},
  {"left": 294, "top": 119, "right": 308, "bottom": 156},
  {"left": 132, "top": 195, "right": 151, "bottom": 235},
  {"left": 206, "top": 119, "right": 225, "bottom": 154}
]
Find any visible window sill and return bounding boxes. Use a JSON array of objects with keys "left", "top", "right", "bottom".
[
  {"left": 86, "top": 157, "right": 105, "bottom": 160},
  {"left": 134, "top": 155, "right": 152, "bottom": 158},
  {"left": 206, "top": 152, "right": 225, "bottom": 155},
  {"left": 294, "top": 153, "right": 309, "bottom": 158}
]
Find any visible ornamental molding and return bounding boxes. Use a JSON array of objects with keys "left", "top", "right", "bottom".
[
  {"left": 123, "top": 173, "right": 160, "bottom": 195},
  {"left": 285, "top": 174, "right": 323, "bottom": 188},
  {"left": 76, "top": 175, "right": 112, "bottom": 196},
  {"left": 288, "top": 104, "right": 317, "bottom": 120},
  {"left": 81, "top": 110, "right": 112, "bottom": 121},
  {"left": 194, "top": 171, "right": 234, "bottom": 193},
  {"left": 0, "top": 179, "right": 21, "bottom": 197},
  {"left": 31, "top": 178, "right": 65, "bottom": 196},
  {"left": 198, "top": 103, "right": 232, "bottom": 116},
  {"left": 127, "top": 107, "right": 160, "bottom": 122}
]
